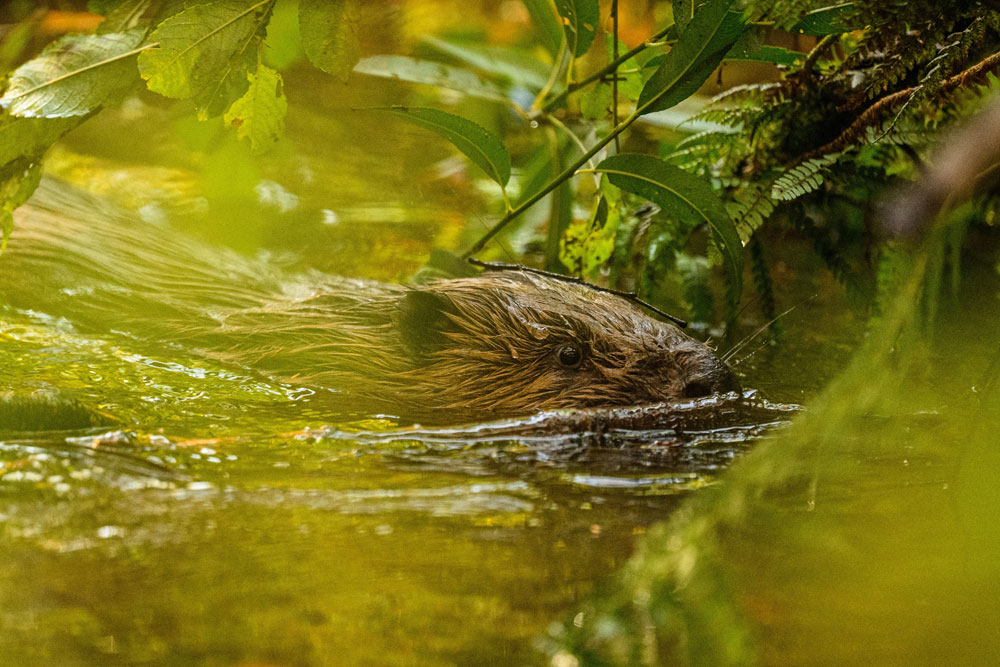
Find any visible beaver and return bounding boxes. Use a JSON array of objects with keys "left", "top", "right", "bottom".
[{"left": 0, "top": 179, "right": 739, "bottom": 425}]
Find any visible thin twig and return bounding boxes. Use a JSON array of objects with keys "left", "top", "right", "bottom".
[
  {"left": 461, "top": 111, "right": 640, "bottom": 258},
  {"left": 797, "top": 49, "right": 1000, "bottom": 165},
  {"left": 611, "top": 0, "right": 620, "bottom": 152},
  {"left": 539, "top": 22, "right": 676, "bottom": 113},
  {"left": 468, "top": 259, "right": 688, "bottom": 327}
]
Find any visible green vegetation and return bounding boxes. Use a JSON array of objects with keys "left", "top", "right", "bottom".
[
  {"left": 1, "top": 0, "right": 997, "bottom": 330},
  {"left": 1, "top": 1, "right": 1000, "bottom": 665}
]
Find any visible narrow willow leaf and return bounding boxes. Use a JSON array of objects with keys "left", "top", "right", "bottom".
[
  {"left": 421, "top": 36, "right": 550, "bottom": 91},
  {"left": 138, "top": 0, "right": 273, "bottom": 118},
  {"left": 374, "top": 106, "right": 511, "bottom": 186},
  {"left": 353, "top": 56, "right": 507, "bottom": 102},
  {"left": 726, "top": 44, "right": 803, "bottom": 66},
  {"left": 0, "top": 29, "right": 145, "bottom": 118},
  {"left": 637, "top": 1, "right": 745, "bottom": 116},
  {"left": 674, "top": 0, "right": 695, "bottom": 34},
  {"left": 223, "top": 65, "right": 287, "bottom": 153},
  {"left": 299, "top": 0, "right": 360, "bottom": 82},
  {"left": 594, "top": 153, "right": 743, "bottom": 298},
  {"left": 0, "top": 158, "right": 42, "bottom": 251},
  {"left": 789, "top": 3, "right": 857, "bottom": 35},
  {"left": 521, "top": 0, "right": 563, "bottom": 57},
  {"left": 554, "top": 0, "right": 599, "bottom": 57}
]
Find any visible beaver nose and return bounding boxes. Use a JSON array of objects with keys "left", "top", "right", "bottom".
[{"left": 682, "top": 364, "right": 741, "bottom": 398}]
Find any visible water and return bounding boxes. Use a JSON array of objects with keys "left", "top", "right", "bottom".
[{"left": 3, "top": 63, "right": 995, "bottom": 667}]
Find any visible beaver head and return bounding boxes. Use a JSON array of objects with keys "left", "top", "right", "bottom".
[{"left": 389, "top": 271, "right": 739, "bottom": 422}]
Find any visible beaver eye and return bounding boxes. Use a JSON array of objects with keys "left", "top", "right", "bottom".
[{"left": 557, "top": 344, "right": 583, "bottom": 368}]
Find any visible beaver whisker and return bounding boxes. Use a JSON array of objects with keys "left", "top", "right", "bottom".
[{"left": 722, "top": 301, "right": 806, "bottom": 364}]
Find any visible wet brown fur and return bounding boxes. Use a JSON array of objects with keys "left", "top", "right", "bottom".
[{"left": 2, "top": 180, "right": 738, "bottom": 424}]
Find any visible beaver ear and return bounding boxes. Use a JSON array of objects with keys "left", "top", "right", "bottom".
[{"left": 393, "top": 289, "right": 460, "bottom": 360}]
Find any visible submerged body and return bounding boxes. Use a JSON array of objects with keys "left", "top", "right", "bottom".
[{"left": 1, "top": 180, "right": 738, "bottom": 424}]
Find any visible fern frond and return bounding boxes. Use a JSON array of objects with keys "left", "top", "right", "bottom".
[
  {"left": 771, "top": 153, "right": 841, "bottom": 201},
  {"left": 727, "top": 182, "right": 776, "bottom": 243}
]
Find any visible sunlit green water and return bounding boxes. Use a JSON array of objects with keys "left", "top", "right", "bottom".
[{"left": 3, "top": 62, "right": 996, "bottom": 667}]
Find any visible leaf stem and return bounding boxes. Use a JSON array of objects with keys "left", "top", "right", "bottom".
[
  {"left": 532, "top": 38, "right": 568, "bottom": 111},
  {"left": 611, "top": 0, "right": 620, "bottom": 152},
  {"left": 461, "top": 110, "right": 639, "bottom": 258},
  {"left": 539, "top": 22, "right": 675, "bottom": 113}
]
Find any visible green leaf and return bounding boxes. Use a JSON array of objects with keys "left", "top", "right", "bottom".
[
  {"left": 353, "top": 56, "right": 507, "bottom": 102},
  {"left": 0, "top": 158, "right": 42, "bottom": 251},
  {"left": 95, "top": 0, "right": 154, "bottom": 34},
  {"left": 0, "top": 112, "right": 82, "bottom": 167},
  {"left": 674, "top": 0, "right": 695, "bottom": 34},
  {"left": 725, "top": 28, "right": 803, "bottom": 66},
  {"left": 789, "top": 3, "right": 858, "bottom": 35},
  {"left": 262, "top": 0, "right": 303, "bottom": 70},
  {"left": 560, "top": 196, "right": 620, "bottom": 276},
  {"left": 579, "top": 81, "right": 612, "bottom": 120},
  {"left": 299, "top": 0, "right": 360, "bottom": 82},
  {"left": 593, "top": 153, "right": 743, "bottom": 298},
  {"left": 726, "top": 44, "right": 803, "bottom": 66},
  {"left": 771, "top": 153, "right": 841, "bottom": 201},
  {"left": 138, "top": 0, "right": 273, "bottom": 118},
  {"left": 0, "top": 29, "right": 146, "bottom": 118},
  {"left": 522, "top": 0, "right": 563, "bottom": 58},
  {"left": 223, "top": 65, "right": 287, "bottom": 153},
  {"left": 554, "top": 0, "right": 599, "bottom": 57},
  {"left": 420, "top": 36, "right": 550, "bottom": 91},
  {"left": 374, "top": 106, "right": 511, "bottom": 187},
  {"left": 608, "top": 36, "right": 644, "bottom": 101},
  {"left": 637, "top": 2, "right": 745, "bottom": 116}
]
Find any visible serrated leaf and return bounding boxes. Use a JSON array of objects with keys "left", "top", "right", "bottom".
[
  {"left": 95, "top": 0, "right": 154, "bottom": 34},
  {"left": 554, "top": 0, "right": 599, "bottom": 57},
  {"left": 223, "top": 65, "right": 286, "bottom": 153},
  {"left": 0, "top": 158, "right": 42, "bottom": 251},
  {"left": 789, "top": 3, "right": 858, "bottom": 35},
  {"left": 262, "top": 0, "right": 303, "bottom": 70},
  {"left": 1, "top": 29, "right": 146, "bottom": 118},
  {"left": 353, "top": 56, "right": 507, "bottom": 102},
  {"left": 0, "top": 112, "right": 81, "bottom": 166},
  {"left": 299, "top": 0, "right": 359, "bottom": 82},
  {"left": 637, "top": 2, "right": 745, "bottom": 116},
  {"left": 375, "top": 106, "right": 510, "bottom": 187},
  {"left": 594, "top": 153, "right": 743, "bottom": 298},
  {"left": 138, "top": 0, "right": 273, "bottom": 118}
]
